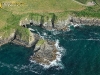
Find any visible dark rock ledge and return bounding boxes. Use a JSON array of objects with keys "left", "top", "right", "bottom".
[{"left": 69, "top": 17, "right": 100, "bottom": 26}]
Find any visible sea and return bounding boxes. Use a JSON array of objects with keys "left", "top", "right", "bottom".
[{"left": 0, "top": 25, "right": 100, "bottom": 75}]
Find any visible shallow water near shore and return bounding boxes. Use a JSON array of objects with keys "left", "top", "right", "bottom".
[{"left": 0, "top": 25, "right": 100, "bottom": 75}]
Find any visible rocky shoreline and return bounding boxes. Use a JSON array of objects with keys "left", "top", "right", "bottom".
[
  {"left": 70, "top": 17, "right": 100, "bottom": 26},
  {"left": 19, "top": 16, "right": 100, "bottom": 65},
  {"left": 1, "top": 15, "right": 100, "bottom": 66}
]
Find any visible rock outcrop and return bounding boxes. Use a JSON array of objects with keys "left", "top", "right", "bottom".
[
  {"left": 0, "top": 29, "right": 39, "bottom": 48},
  {"left": 12, "top": 31, "right": 39, "bottom": 47},
  {"left": 31, "top": 39, "right": 57, "bottom": 65}
]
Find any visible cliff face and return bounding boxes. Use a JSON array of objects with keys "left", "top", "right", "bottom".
[
  {"left": 19, "top": 13, "right": 70, "bottom": 31},
  {"left": 20, "top": 18, "right": 70, "bottom": 30},
  {"left": 20, "top": 16, "right": 100, "bottom": 31},
  {"left": 0, "top": 30, "right": 16, "bottom": 46}
]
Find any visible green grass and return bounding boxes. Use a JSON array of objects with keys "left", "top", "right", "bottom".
[
  {"left": 0, "top": 0, "right": 85, "bottom": 14},
  {"left": 0, "top": 10, "right": 30, "bottom": 41},
  {"left": 0, "top": 24, "right": 29, "bottom": 42},
  {"left": 0, "top": 9, "right": 12, "bottom": 28},
  {"left": 73, "top": 10, "right": 100, "bottom": 18},
  {"left": 0, "top": 25, "right": 14, "bottom": 38},
  {"left": 73, "top": 5, "right": 100, "bottom": 18},
  {"left": 71, "top": 0, "right": 100, "bottom": 18},
  {"left": 36, "top": 39, "right": 45, "bottom": 45},
  {"left": 16, "top": 26, "right": 30, "bottom": 42},
  {"left": 0, "top": 0, "right": 85, "bottom": 27}
]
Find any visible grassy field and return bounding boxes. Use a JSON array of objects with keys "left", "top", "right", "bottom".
[
  {"left": 0, "top": 0, "right": 85, "bottom": 14},
  {"left": 73, "top": 0, "right": 100, "bottom": 18}
]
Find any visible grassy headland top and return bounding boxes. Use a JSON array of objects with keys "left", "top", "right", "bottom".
[
  {"left": 0, "top": 0, "right": 100, "bottom": 40},
  {"left": 0, "top": 0, "right": 85, "bottom": 28}
]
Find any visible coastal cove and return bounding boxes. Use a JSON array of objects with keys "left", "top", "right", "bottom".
[{"left": 0, "top": 25, "right": 100, "bottom": 75}]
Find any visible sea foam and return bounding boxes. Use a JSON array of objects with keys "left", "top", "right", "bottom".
[{"left": 30, "top": 39, "right": 65, "bottom": 69}]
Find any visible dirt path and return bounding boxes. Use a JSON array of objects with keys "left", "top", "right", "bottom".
[{"left": 72, "top": 0, "right": 95, "bottom": 6}]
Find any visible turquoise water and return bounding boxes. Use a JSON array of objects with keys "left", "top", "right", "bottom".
[{"left": 0, "top": 25, "right": 100, "bottom": 75}]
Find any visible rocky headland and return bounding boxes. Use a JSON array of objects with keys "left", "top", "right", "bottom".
[
  {"left": 0, "top": 26, "right": 58, "bottom": 65},
  {"left": 0, "top": 29, "right": 39, "bottom": 47}
]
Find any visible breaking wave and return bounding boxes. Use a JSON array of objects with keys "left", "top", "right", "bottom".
[{"left": 30, "top": 39, "right": 66, "bottom": 69}]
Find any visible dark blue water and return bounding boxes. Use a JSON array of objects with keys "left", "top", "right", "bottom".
[{"left": 0, "top": 25, "right": 100, "bottom": 75}]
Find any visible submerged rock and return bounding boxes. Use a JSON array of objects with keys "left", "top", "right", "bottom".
[{"left": 31, "top": 39, "right": 57, "bottom": 65}]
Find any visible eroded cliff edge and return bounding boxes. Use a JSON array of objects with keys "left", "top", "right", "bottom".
[{"left": 20, "top": 14, "right": 100, "bottom": 31}]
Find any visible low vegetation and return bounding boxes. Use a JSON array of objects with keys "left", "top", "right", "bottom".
[{"left": 36, "top": 39, "right": 45, "bottom": 45}]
